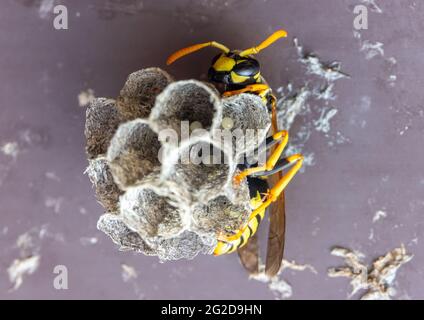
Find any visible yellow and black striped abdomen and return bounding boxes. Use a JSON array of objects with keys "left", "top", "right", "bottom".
[{"left": 213, "top": 193, "right": 266, "bottom": 256}]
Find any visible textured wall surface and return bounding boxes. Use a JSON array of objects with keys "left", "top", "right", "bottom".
[{"left": 0, "top": 0, "right": 423, "bottom": 299}]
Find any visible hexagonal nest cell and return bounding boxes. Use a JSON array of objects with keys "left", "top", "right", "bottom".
[{"left": 84, "top": 68, "right": 272, "bottom": 261}]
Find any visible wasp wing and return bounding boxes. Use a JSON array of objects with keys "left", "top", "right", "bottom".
[
  {"left": 265, "top": 94, "right": 286, "bottom": 278},
  {"left": 237, "top": 234, "right": 259, "bottom": 275},
  {"left": 265, "top": 186, "right": 286, "bottom": 277}
]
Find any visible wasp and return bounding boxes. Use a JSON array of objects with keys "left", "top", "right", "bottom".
[{"left": 167, "top": 30, "right": 304, "bottom": 276}]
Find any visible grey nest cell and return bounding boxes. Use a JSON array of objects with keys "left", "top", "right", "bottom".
[
  {"left": 120, "top": 185, "right": 184, "bottom": 239},
  {"left": 84, "top": 67, "right": 273, "bottom": 261},
  {"left": 85, "top": 98, "right": 122, "bottom": 159},
  {"left": 221, "top": 94, "right": 271, "bottom": 156},
  {"left": 107, "top": 119, "right": 161, "bottom": 189},
  {"left": 170, "top": 140, "right": 233, "bottom": 203},
  {"left": 117, "top": 68, "right": 174, "bottom": 121},
  {"left": 150, "top": 80, "right": 222, "bottom": 141}
]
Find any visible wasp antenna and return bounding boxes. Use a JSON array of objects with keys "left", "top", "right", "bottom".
[
  {"left": 166, "top": 41, "right": 230, "bottom": 65},
  {"left": 239, "top": 30, "right": 288, "bottom": 57}
]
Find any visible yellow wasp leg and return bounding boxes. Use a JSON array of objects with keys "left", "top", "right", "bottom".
[
  {"left": 239, "top": 30, "right": 288, "bottom": 57},
  {"left": 268, "top": 154, "right": 303, "bottom": 201},
  {"left": 222, "top": 84, "right": 270, "bottom": 97},
  {"left": 167, "top": 41, "right": 230, "bottom": 65},
  {"left": 234, "top": 130, "right": 289, "bottom": 185},
  {"left": 218, "top": 154, "right": 303, "bottom": 243}
]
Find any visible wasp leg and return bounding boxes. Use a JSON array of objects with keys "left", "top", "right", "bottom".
[
  {"left": 234, "top": 130, "right": 289, "bottom": 184},
  {"left": 219, "top": 154, "right": 303, "bottom": 243},
  {"left": 253, "top": 130, "right": 282, "bottom": 155},
  {"left": 251, "top": 154, "right": 303, "bottom": 177},
  {"left": 265, "top": 154, "right": 303, "bottom": 201},
  {"left": 222, "top": 84, "right": 270, "bottom": 97},
  {"left": 241, "top": 132, "right": 282, "bottom": 169}
]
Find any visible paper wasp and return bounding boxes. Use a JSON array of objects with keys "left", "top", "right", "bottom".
[{"left": 167, "top": 30, "right": 303, "bottom": 276}]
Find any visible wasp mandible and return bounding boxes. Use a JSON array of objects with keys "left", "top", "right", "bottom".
[{"left": 167, "top": 30, "right": 304, "bottom": 276}]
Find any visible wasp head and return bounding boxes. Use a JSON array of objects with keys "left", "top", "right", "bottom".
[{"left": 208, "top": 52, "right": 260, "bottom": 86}]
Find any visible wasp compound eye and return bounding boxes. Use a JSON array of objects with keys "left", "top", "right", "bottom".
[{"left": 232, "top": 59, "right": 260, "bottom": 77}]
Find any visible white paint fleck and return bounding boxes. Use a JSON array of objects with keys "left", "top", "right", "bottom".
[
  {"left": 388, "top": 74, "right": 397, "bottom": 84},
  {"left": 7, "top": 225, "right": 64, "bottom": 291},
  {"left": 359, "top": 96, "right": 371, "bottom": 113},
  {"left": 387, "top": 57, "right": 397, "bottom": 65},
  {"left": 294, "top": 38, "right": 349, "bottom": 82},
  {"left": 80, "top": 237, "right": 99, "bottom": 246},
  {"left": 360, "top": 0, "right": 383, "bottom": 13},
  {"left": 120, "top": 263, "right": 145, "bottom": 298},
  {"left": 283, "top": 260, "right": 317, "bottom": 274},
  {"left": 360, "top": 41, "right": 385, "bottom": 60},
  {"left": 399, "top": 126, "right": 409, "bottom": 136},
  {"left": 121, "top": 264, "right": 138, "bottom": 282},
  {"left": 8, "top": 256, "right": 41, "bottom": 291},
  {"left": 313, "top": 83, "right": 336, "bottom": 102},
  {"left": 302, "top": 152, "right": 316, "bottom": 168},
  {"left": 268, "top": 277, "right": 293, "bottom": 299},
  {"left": 274, "top": 38, "right": 350, "bottom": 161},
  {"left": 1, "top": 142, "right": 19, "bottom": 159},
  {"left": 16, "top": 232, "right": 34, "bottom": 252},
  {"left": 16, "top": 225, "right": 64, "bottom": 255},
  {"left": 277, "top": 86, "right": 311, "bottom": 131},
  {"left": 45, "top": 196, "right": 64, "bottom": 214},
  {"left": 38, "top": 225, "right": 65, "bottom": 243},
  {"left": 381, "top": 175, "right": 390, "bottom": 183},
  {"left": 373, "top": 210, "right": 387, "bottom": 223},
  {"left": 328, "top": 131, "right": 350, "bottom": 147},
  {"left": 39, "top": 0, "right": 55, "bottom": 19},
  {"left": 78, "top": 89, "right": 96, "bottom": 107},
  {"left": 409, "top": 237, "right": 418, "bottom": 246},
  {"left": 328, "top": 245, "right": 412, "bottom": 300},
  {"left": 45, "top": 171, "right": 61, "bottom": 182},
  {"left": 80, "top": 237, "right": 98, "bottom": 246},
  {"left": 250, "top": 268, "right": 293, "bottom": 299},
  {"left": 251, "top": 259, "right": 316, "bottom": 299},
  {"left": 369, "top": 228, "right": 374, "bottom": 241},
  {"left": 353, "top": 30, "right": 361, "bottom": 40},
  {"left": 314, "top": 108, "right": 338, "bottom": 133}
]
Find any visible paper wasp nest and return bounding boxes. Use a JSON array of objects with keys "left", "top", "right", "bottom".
[{"left": 85, "top": 68, "right": 270, "bottom": 261}]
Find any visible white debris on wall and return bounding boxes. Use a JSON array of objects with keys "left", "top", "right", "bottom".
[{"left": 328, "top": 245, "right": 413, "bottom": 300}]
